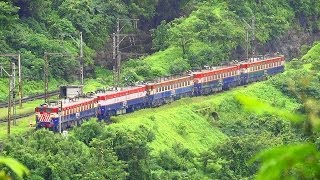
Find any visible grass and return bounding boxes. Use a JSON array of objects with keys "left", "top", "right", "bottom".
[
  {"left": 0, "top": 115, "right": 34, "bottom": 139},
  {"left": 0, "top": 100, "right": 44, "bottom": 119},
  {"left": 143, "top": 46, "right": 183, "bottom": 75},
  {"left": 111, "top": 97, "right": 227, "bottom": 155}
]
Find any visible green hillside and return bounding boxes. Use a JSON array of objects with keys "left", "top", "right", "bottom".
[{"left": 1, "top": 0, "right": 320, "bottom": 179}]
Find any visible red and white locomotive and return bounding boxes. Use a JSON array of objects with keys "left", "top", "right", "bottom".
[{"left": 35, "top": 55, "right": 285, "bottom": 131}]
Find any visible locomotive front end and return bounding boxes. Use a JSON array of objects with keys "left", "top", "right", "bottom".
[{"left": 35, "top": 105, "right": 59, "bottom": 130}]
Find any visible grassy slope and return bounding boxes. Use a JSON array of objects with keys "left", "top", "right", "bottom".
[
  {"left": 143, "top": 47, "right": 183, "bottom": 76},
  {"left": 0, "top": 99, "right": 44, "bottom": 119},
  {"left": 0, "top": 115, "right": 34, "bottom": 138}
]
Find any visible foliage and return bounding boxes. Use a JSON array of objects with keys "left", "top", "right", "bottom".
[
  {"left": 168, "top": 57, "right": 190, "bottom": 74},
  {"left": 1, "top": 128, "right": 127, "bottom": 179},
  {"left": 252, "top": 143, "right": 320, "bottom": 179},
  {"left": 0, "top": 156, "right": 29, "bottom": 179}
]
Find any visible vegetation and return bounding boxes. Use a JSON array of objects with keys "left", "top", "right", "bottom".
[{"left": 1, "top": 0, "right": 320, "bottom": 179}]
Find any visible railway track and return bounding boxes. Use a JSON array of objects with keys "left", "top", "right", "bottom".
[
  {"left": 0, "top": 90, "right": 59, "bottom": 108},
  {"left": 0, "top": 112, "right": 34, "bottom": 123}
]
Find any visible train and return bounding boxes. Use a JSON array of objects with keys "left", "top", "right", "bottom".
[{"left": 35, "top": 55, "right": 285, "bottom": 132}]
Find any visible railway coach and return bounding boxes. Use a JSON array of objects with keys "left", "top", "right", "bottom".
[
  {"left": 193, "top": 65, "right": 241, "bottom": 95},
  {"left": 97, "top": 86, "right": 147, "bottom": 120},
  {"left": 146, "top": 75, "right": 194, "bottom": 107},
  {"left": 240, "top": 55, "right": 285, "bottom": 84}
]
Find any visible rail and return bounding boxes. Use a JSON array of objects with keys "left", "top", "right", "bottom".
[
  {"left": 0, "top": 112, "right": 34, "bottom": 123},
  {"left": 0, "top": 90, "right": 59, "bottom": 108}
]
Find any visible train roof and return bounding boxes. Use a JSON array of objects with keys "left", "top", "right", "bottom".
[
  {"left": 146, "top": 74, "right": 193, "bottom": 87},
  {"left": 97, "top": 85, "right": 147, "bottom": 101}
]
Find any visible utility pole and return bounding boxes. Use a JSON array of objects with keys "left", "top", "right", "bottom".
[
  {"left": 244, "top": 28, "right": 249, "bottom": 60},
  {"left": 44, "top": 52, "right": 70, "bottom": 103},
  {"left": 58, "top": 100, "right": 62, "bottom": 134},
  {"left": 0, "top": 53, "right": 22, "bottom": 108},
  {"left": 7, "top": 73, "right": 12, "bottom": 136},
  {"left": 80, "top": 32, "right": 84, "bottom": 85},
  {"left": 0, "top": 63, "right": 14, "bottom": 135},
  {"left": 251, "top": 16, "right": 256, "bottom": 60},
  {"left": 112, "top": 18, "right": 139, "bottom": 89},
  {"left": 242, "top": 16, "right": 256, "bottom": 61},
  {"left": 12, "top": 63, "right": 16, "bottom": 126}
]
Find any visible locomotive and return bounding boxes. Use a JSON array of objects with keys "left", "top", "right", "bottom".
[{"left": 35, "top": 55, "right": 285, "bottom": 132}]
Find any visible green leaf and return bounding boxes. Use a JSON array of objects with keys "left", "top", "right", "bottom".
[
  {"left": 235, "top": 94, "right": 305, "bottom": 123},
  {"left": 0, "top": 157, "right": 30, "bottom": 178},
  {"left": 251, "top": 143, "right": 320, "bottom": 179}
]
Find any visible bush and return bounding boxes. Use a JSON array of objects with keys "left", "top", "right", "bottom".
[{"left": 169, "top": 57, "right": 190, "bottom": 74}]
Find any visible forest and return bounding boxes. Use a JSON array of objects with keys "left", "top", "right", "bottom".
[{"left": 0, "top": 0, "right": 320, "bottom": 179}]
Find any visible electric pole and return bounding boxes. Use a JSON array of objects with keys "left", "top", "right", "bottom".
[
  {"left": 12, "top": 62, "right": 16, "bottom": 126},
  {"left": 7, "top": 73, "right": 12, "bottom": 136},
  {"left": 0, "top": 53, "right": 22, "bottom": 108},
  {"left": 242, "top": 16, "right": 256, "bottom": 61},
  {"left": 112, "top": 18, "right": 139, "bottom": 89},
  {"left": 80, "top": 32, "right": 84, "bottom": 85},
  {"left": 0, "top": 63, "right": 15, "bottom": 135},
  {"left": 251, "top": 16, "right": 256, "bottom": 60}
]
